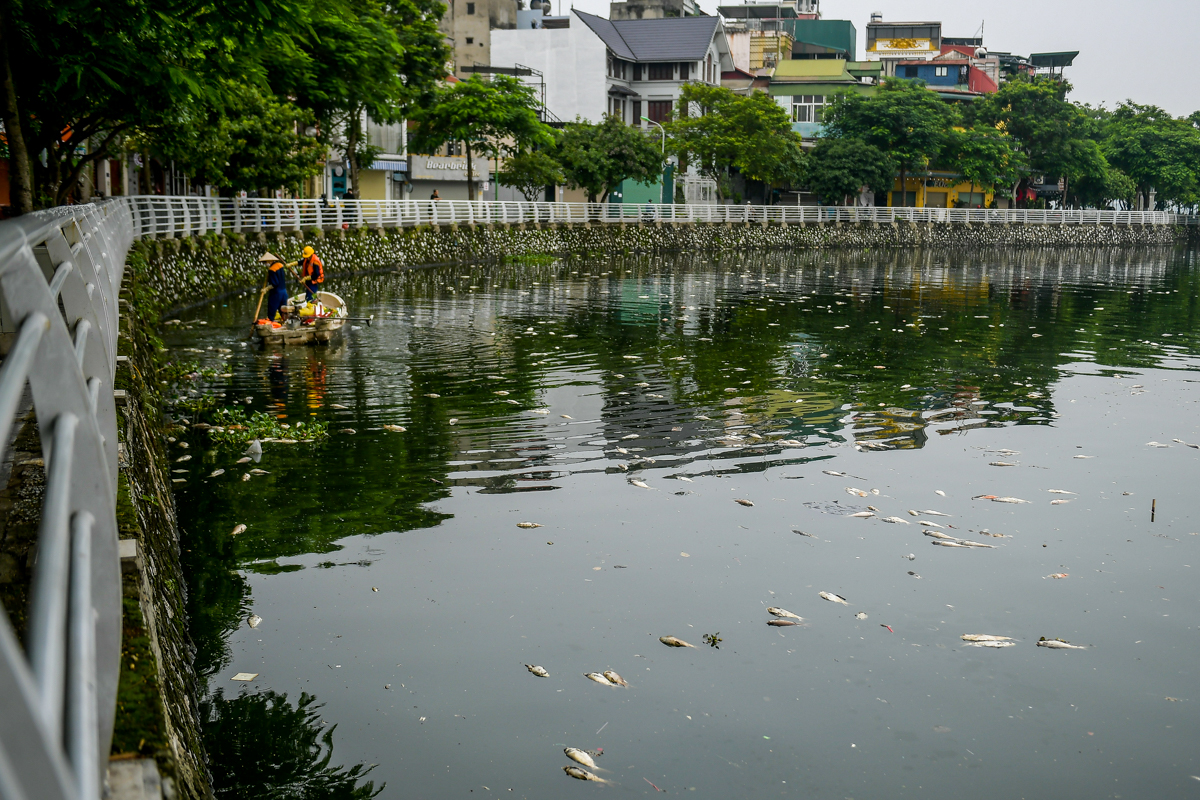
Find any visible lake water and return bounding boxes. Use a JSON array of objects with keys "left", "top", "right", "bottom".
[{"left": 166, "top": 247, "right": 1200, "bottom": 799}]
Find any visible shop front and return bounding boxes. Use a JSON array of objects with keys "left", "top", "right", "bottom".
[{"left": 407, "top": 155, "right": 491, "bottom": 201}]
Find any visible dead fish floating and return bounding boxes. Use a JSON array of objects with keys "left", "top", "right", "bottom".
[
  {"left": 516, "top": 522, "right": 543, "bottom": 529},
  {"left": 989, "top": 461, "right": 1019, "bottom": 467},
  {"left": 585, "top": 672, "right": 616, "bottom": 686},
  {"left": 525, "top": 664, "right": 550, "bottom": 678},
  {"left": 854, "top": 612, "right": 868, "bottom": 620},
  {"left": 565, "top": 748, "right": 602, "bottom": 769},
  {"left": 881, "top": 516, "right": 909, "bottom": 524},
  {"left": 965, "top": 640, "right": 1016, "bottom": 648},
  {"left": 973, "top": 495, "right": 1031, "bottom": 504},
  {"left": 1045, "top": 573, "right": 1069, "bottom": 579},
  {"left": 1047, "top": 489, "right": 1076, "bottom": 495},
  {"left": 247, "top": 614, "right": 262, "bottom": 628},
  {"left": 208, "top": 469, "right": 225, "bottom": 478},
  {"left": 924, "top": 530, "right": 959, "bottom": 540},
  {"left": 818, "top": 591, "right": 849, "bottom": 605},
  {"left": 767, "top": 607, "right": 803, "bottom": 621},
  {"left": 603, "top": 670, "right": 628, "bottom": 687},
  {"left": 733, "top": 498, "right": 754, "bottom": 507},
  {"left": 231, "top": 524, "right": 247, "bottom": 536},
  {"left": 847, "top": 512, "right": 875, "bottom": 519},
  {"left": 383, "top": 425, "right": 407, "bottom": 433},
  {"left": 767, "top": 620, "right": 799, "bottom": 627},
  {"left": 630, "top": 479, "right": 651, "bottom": 489},
  {"left": 962, "top": 635, "right": 1013, "bottom": 642},
  {"left": 792, "top": 529, "right": 816, "bottom": 538},
  {"left": 659, "top": 636, "right": 695, "bottom": 648},
  {"left": 1037, "top": 637, "right": 1088, "bottom": 650},
  {"left": 563, "top": 766, "right": 608, "bottom": 783},
  {"left": 923, "top": 510, "right": 952, "bottom": 517}
]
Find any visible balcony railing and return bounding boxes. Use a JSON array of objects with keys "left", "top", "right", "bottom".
[
  {"left": 117, "top": 196, "right": 1196, "bottom": 237},
  {"left": 0, "top": 202, "right": 130, "bottom": 799}
]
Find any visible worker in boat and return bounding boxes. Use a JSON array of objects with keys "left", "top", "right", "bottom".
[
  {"left": 259, "top": 252, "right": 289, "bottom": 322},
  {"left": 288, "top": 245, "right": 325, "bottom": 301}
]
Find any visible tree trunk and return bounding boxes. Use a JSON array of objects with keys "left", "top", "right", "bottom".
[
  {"left": 0, "top": 9, "right": 32, "bottom": 214},
  {"left": 141, "top": 150, "right": 152, "bottom": 195},
  {"left": 466, "top": 142, "right": 474, "bottom": 200}
]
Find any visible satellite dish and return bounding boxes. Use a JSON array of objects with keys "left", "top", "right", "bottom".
[{"left": 974, "top": 47, "right": 988, "bottom": 59}]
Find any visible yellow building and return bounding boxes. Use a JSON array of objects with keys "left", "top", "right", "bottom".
[{"left": 885, "top": 172, "right": 997, "bottom": 209}]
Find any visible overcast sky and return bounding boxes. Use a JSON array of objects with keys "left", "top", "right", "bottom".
[{"left": 559, "top": 0, "right": 1200, "bottom": 116}]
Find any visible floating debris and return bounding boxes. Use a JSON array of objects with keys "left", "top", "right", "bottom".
[
  {"left": 962, "top": 635, "right": 1013, "bottom": 642},
  {"left": 563, "top": 766, "right": 607, "bottom": 783},
  {"left": 247, "top": 615, "right": 262, "bottom": 628},
  {"left": 231, "top": 524, "right": 247, "bottom": 536},
  {"left": 733, "top": 498, "right": 754, "bottom": 507},
  {"left": 231, "top": 673, "right": 259, "bottom": 681},
  {"left": 585, "top": 672, "right": 616, "bottom": 686},
  {"left": 923, "top": 510, "right": 952, "bottom": 517},
  {"left": 973, "top": 495, "right": 1030, "bottom": 504},
  {"left": 208, "top": 469, "right": 225, "bottom": 478},
  {"left": 767, "top": 607, "right": 803, "bottom": 621},
  {"left": 989, "top": 461, "right": 1019, "bottom": 467},
  {"left": 847, "top": 511, "right": 875, "bottom": 519},
  {"left": 241, "top": 473, "right": 251, "bottom": 482},
  {"left": 245, "top": 439, "right": 262, "bottom": 460},
  {"left": 630, "top": 479, "right": 650, "bottom": 489},
  {"left": 1037, "top": 638, "right": 1088, "bottom": 650},
  {"left": 818, "top": 591, "right": 849, "bottom": 605},
  {"left": 565, "top": 748, "right": 601, "bottom": 769},
  {"left": 854, "top": 612, "right": 868, "bottom": 620},
  {"left": 702, "top": 632, "right": 722, "bottom": 647},
  {"left": 907, "top": 571, "right": 921, "bottom": 578},
  {"left": 792, "top": 530, "right": 816, "bottom": 538},
  {"left": 903, "top": 553, "right": 915, "bottom": 560},
  {"left": 383, "top": 425, "right": 407, "bottom": 433},
  {"left": 935, "top": 490, "right": 946, "bottom": 497},
  {"left": 603, "top": 670, "right": 628, "bottom": 687},
  {"left": 965, "top": 640, "right": 1016, "bottom": 648},
  {"left": 525, "top": 664, "right": 549, "bottom": 678},
  {"left": 516, "top": 522, "right": 543, "bottom": 529},
  {"left": 1045, "top": 573, "right": 1069, "bottom": 579},
  {"left": 767, "top": 620, "right": 798, "bottom": 627},
  {"left": 881, "top": 516, "right": 909, "bottom": 524},
  {"left": 1047, "top": 489, "right": 1076, "bottom": 495},
  {"left": 659, "top": 636, "right": 695, "bottom": 648}
]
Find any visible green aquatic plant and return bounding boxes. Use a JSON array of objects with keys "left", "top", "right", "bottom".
[{"left": 207, "top": 407, "right": 329, "bottom": 445}]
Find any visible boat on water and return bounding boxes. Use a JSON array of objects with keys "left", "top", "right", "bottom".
[{"left": 254, "top": 291, "right": 349, "bottom": 345}]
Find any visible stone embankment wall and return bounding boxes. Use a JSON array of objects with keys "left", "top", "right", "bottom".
[{"left": 141, "top": 219, "right": 1192, "bottom": 311}]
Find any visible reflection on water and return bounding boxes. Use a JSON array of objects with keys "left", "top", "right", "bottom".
[{"left": 171, "top": 247, "right": 1200, "bottom": 798}]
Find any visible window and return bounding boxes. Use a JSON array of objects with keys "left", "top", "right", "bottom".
[
  {"left": 646, "top": 100, "right": 672, "bottom": 123},
  {"left": 632, "top": 100, "right": 642, "bottom": 124},
  {"left": 902, "top": 65, "right": 919, "bottom": 78},
  {"left": 608, "top": 56, "right": 626, "bottom": 80},
  {"left": 706, "top": 54, "right": 713, "bottom": 83},
  {"left": 633, "top": 63, "right": 643, "bottom": 81},
  {"left": 465, "top": 36, "right": 474, "bottom": 44},
  {"left": 679, "top": 62, "right": 690, "bottom": 81},
  {"left": 648, "top": 63, "right": 673, "bottom": 80},
  {"left": 466, "top": 2, "right": 475, "bottom": 13},
  {"left": 791, "top": 95, "right": 826, "bottom": 123},
  {"left": 934, "top": 65, "right": 947, "bottom": 77},
  {"left": 609, "top": 97, "right": 624, "bottom": 122}
]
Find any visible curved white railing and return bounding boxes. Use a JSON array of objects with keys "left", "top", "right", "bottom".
[
  {"left": 118, "top": 196, "right": 1196, "bottom": 238},
  {"left": 0, "top": 203, "right": 129, "bottom": 800}
]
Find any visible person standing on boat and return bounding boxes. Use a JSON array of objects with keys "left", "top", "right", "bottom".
[
  {"left": 289, "top": 246, "right": 324, "bottom": 301},
  {"left": 259, "top": 252, "right": 289, "bottom": 322}
]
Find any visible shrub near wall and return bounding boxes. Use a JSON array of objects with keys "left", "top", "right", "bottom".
[{"left": 139, "top": 221, "right": 1191, "bottom": 314}]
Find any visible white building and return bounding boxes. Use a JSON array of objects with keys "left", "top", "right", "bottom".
[{"left": 492, "top": 10, "right": 734, "bottom": 129}]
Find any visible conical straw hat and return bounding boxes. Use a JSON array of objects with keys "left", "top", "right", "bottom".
[{"left": 258, "top": 252, "right": 280, "bottom": 263}]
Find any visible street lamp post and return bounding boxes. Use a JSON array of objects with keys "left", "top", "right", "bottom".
[{"left": 641, "top": 116, "right": 667, "bottom": 207}]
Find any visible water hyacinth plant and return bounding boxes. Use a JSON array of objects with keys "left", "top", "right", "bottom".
[{"left": 207, "top": 407, "right": 329, "bottom": 445}]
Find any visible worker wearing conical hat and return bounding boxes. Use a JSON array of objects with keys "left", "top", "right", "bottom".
[
  {"left": 258, "top": 252, "right": 290, "bottom": 322},
  {"left": 287, "top": 245, "right": 324, "bottom": 301}
]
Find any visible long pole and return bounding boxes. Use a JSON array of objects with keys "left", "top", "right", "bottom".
[
  {"left": 642, "top": 116, "right": 667, "bottom": 205},
  {"left": 252, "top": 283, "right": 268, "bottom": 324}
]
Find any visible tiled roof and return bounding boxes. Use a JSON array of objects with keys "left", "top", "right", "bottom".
[{"left": 574, "top": 10, "right": 720, "bottom": 62}]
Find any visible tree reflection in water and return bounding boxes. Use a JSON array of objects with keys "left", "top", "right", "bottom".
[{"left": 202, "top": 690, "right": 382, "bottom": 799}]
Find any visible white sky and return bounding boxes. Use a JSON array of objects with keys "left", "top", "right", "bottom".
[{"left": 557, "top": 0, "right": 1200, "bottom": 116}]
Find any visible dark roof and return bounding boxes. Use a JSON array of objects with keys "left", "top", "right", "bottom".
[
  {"left": 1030, "top": 51, "right": 1078, "bottom": 68},
  {"left": 574, "top": 10, "right": 720, "bottom": 62}
]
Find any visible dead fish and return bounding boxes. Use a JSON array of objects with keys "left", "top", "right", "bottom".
[
  {"left": 249, "top": 468, "right": 269, "bottom": 475},
  {"left": 973, "top": 495, "right": 1030, "bottom": 504},
  {"left": 903, "top": 553, "right": 916, "bottom": 560},
  {"left": 767, "top": 619, "right": 798, "bottom": 627},
  {"left": 924, "top": 530, "right": 959, "bottom": 540},
  {"left": 881, "top": 516, "right": 909, "bottom": 524},
  {"left": 630, "top": 479, "right": 650, "bottom": 489},
  {"left": 907, "top": 510, "right": 920, "bottom": 516},
  {"left": 847, "top": 511, "right": 875, "bottom": 519},
  {"left": 935, "top": 490, "right": 946, "bottom": 497},
  {"left": 231, "top": 524, "right": 247, "bottom": 536},
  {"left": 383, "top": 424, "right": 407, "bottom": 432},
  {"left": 494, "top": 390, "right": 510, "bottom": 396},
  {"left": 339, "top": 429, "right": 357, "bottom": 435},
  {"left": 584, "top": 672, "right": 616, "bottom": 686},
  {"left": 965, "top": 640, "right": 1015, "bottom": 648},
  {"left": 602, "top": 670, "right": 628, "bottom": 687},
  {"left": 767, "top": 607, "right": 803, "bottom": 621},
  {"left": 961, "top": 634, "right": 1013, "bottom": 642},
  {"left": 822, "top": 470, "right": 846, "bottom": 477},
  {"left": 176, "top": 455, "right": 192, "bottom": 462},
  {"left": 659, "top": 636, "right": 695, "bottom": 648},
  {"left": 908, "top": 571, "right": 922, "bottom": 578},
  {"left": 733, "top": 498, "right": 754, "bottom": 507},
  {"left": 678, "top": 476, "right": 693, "bottom": 482},
  {"left": 854, "top": 612, "right": 868, "bottom": 620},
  {"left": 565, "top": 748, "right": 600, "bottom": 769},
  {"left": 621, "top": 434, "right": 638, "bottom": 440},
  {"left": 922, "top": 510, "right": 952, "bottom": 517},
  {"left": 241, "top": 473, "right": 251, "bottom": 482},
  {"left": 1037, "top": 638, "right": 1088, "bottom": 650},
  {"left": 1073, "top": 455, "right": 1095, "bottom": 459},
  {"left": 1047, "top": 489, "right": 1076, "bottom": 495},
  {"left": 516, "top": 522, "right": 543, "bottom": 529},
  {"left": 425, "top": 393, "right": 440, "bottom": 398},
  {"left": 792, "top": 529, "right": 816, "bottom": 538},
  {"left": 867, "top": 506, "right": 880, "bottom": 512},
  {"left": 524, "top": 664, "right": 549, "bottom": 678},
  {"left": 845, "top": 487, "right": 868, "bottom": 497},
  {"left": 1045, "top": 573, "right": 1069, "bottom": 579},
  {"left": 236, "top": 456, "right": 252, "bottom": 464},
  {"left": 563, "top": 766, "right": 607, "bottom": 783},
  {"left": 918, "top": 521, "right": 944, "bottom": 528},
  {"left": 247, "top": 614, "right": 262, "bottom": 628},
  {"left": 818, "top": 591, "right": 849, "bottom": 605},
  {"left": 955, "top": 540, "right": 996, "bottom": 549},
  {"left": 1051, "top": 499, "right": 1071, "bottom": 505},
  {"left": 931, "top": 540, "right": 970, "bottom": 548},
  {"left": 989, "top": 461, "right": 1019, "bottom": 467},
  {"left": 208, "top": 469, "right": 225, "bottom": 478}
]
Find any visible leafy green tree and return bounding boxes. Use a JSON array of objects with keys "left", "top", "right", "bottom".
[
  {"left": 1071, "top": 162, "right": 1137, "bottom": 209},
  {"left": 498, "top": 150, "right": 564, "bottom": 201},
  {"left": 408, "top": 75, "right": 554, "bottom": 198},
  {"left": 804, "top": 138, "right": 894, "bottom": 205},
  {"left": 1100, "top": 102, "right": 1200, "bottom": 208},
  {"left": 821, "top": 79, "right": 957, "bottom": 207},
  {"left": 666, "top": 84, "right": 806, "bottom": 202},
  {"left": 943, "top": 126, "right": 1027, "bottom": 199},
  {"left": 555, "top": 116, "right": 663, "bottom": 203}
]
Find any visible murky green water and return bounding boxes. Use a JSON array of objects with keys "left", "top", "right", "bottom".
[{"left": 168, "top": 248, "right": 1200, "bottom": 799}]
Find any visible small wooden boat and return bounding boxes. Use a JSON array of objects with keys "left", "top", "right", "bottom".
[{"left": 254, "top": 291, "right": 349, "bottom": 345}]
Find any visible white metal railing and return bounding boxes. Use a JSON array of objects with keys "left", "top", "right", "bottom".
[
  {"left": 0, "top": 203, "right": 129, "bottom": 800},
  {"left": 117, "top": 196, "right": 1198, "bottom": 237}
]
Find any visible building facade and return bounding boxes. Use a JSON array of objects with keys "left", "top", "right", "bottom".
[{"left": 439, "top": 0, "right": 520, "bottom": 79}]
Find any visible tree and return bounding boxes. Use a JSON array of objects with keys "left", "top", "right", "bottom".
[
  {"left": 1071, "top": 162, "right": 1137, "bottom": 209},
  {"left": 804, "top": 138, "right": 894, "bottom": 205},
  {"left": 666, "top": 84, "right": 806, "bottom": 202},
  {"left": 943, "top": 126, "right": 1027, "bottom": 199},
  {"left": 555, "top": 116, "right": 662, "bottom": 203},
  {"left": 498, "top": 150, "right": 564, "bottom": 201},
  {"left": 408, "top": 75, "right": 554, "bottom": 198},
  {"left": 822, "top": 79, "right": 957, "bottom": 207},
  {"left": 1100, "top": 102, "right": 1200, "bottom": 208}
]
